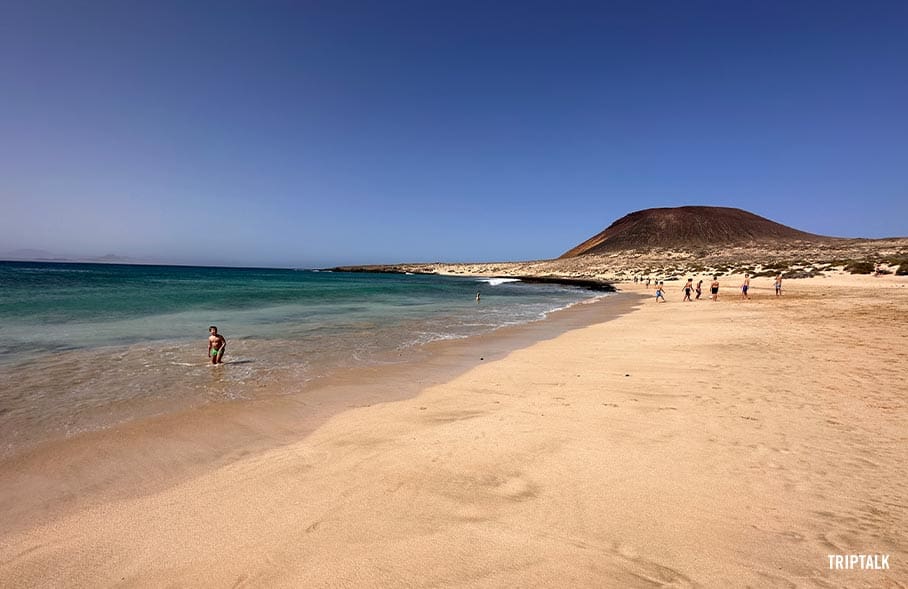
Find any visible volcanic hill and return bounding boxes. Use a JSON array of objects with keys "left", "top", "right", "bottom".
[{"left": 560, "top": 206, "right": 829, "bottom": 258}]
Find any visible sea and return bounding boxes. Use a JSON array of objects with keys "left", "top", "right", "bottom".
[{"left": 0, "top": 261, "right": 608, "bottom": 457}]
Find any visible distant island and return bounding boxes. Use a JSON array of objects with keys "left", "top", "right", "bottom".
[{"left": 1, "top": 250, "right": 137, "bottom": 264}]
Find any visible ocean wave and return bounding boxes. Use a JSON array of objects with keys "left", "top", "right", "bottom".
[
  {"left": 477, "top": 277, "right": 522, "bottom": 286},
  {"left": 395, "top": 331, "right": 471, "bottom": 349}
]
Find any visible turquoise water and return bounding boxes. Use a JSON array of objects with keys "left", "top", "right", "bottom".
[{"left": 0, "top": 261, "right": 606, "bottom": 455}]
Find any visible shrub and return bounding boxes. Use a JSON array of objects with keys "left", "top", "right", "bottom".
[
  {"left": 784, "top": 269, "right": 823, "bottom": 279},
  {"left": 759, "top": 270, "right": 781, "bottom": 278},
  {"left": 897, "top": 263, "right": 908, "bottom": 276},
  {"left": 844, "top": 261, "right": 875, "bottom": 275}
]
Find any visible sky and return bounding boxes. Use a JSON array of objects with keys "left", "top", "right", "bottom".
[{"left": 1, "top": 1, "right": 906, "bottom": 267}]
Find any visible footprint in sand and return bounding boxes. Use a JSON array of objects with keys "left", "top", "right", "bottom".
[
  {"left": 612, "top": 542, "right": 699, "bottom": 588},
  {"left": 492, "top": 476, "right": 538, "bottom": 501}
]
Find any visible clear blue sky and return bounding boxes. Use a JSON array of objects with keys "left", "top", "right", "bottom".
[{"left": 1, "top": 1, "right": 906, "bottom": 267}]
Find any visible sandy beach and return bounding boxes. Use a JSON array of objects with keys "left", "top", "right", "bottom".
[{"left": 1, "top": 274, "right": 905, "bottom": 588}]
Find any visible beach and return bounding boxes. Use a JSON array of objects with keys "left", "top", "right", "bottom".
[{"left": 1, "top": 274, "right": 905, "bottom": 587}]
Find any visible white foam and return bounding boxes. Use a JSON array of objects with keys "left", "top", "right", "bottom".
[{"left": 478, "top": 277, "right": 521, "bottom": 286}]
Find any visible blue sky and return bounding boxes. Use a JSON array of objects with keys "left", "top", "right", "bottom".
[{"left": 1, "top": 1, "right": 906, "bottom": 267}]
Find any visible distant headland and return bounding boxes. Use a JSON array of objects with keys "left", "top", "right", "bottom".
[{"left": 333, "top": 206, "right": 908, "bottom": 280}]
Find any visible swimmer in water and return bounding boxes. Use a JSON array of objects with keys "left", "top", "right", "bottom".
[{"left": 208, "top": 325, "right": 226, "bottom": 364}]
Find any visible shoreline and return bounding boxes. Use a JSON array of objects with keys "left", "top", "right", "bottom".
[
  {"left": 0, "top": 267, "right": 610, "bottom": 461},
  {"left": 0, "top": 291, "right": 640, "bottom": 538},
  {"left": 329, "top": 266, "right": 618, "bottom": 291}
]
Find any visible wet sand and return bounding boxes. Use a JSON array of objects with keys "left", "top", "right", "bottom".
[{"left": 1, "top": 276, "right": 906, "bottom": 587}]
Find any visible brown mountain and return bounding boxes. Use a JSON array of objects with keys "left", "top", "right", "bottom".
[{"left": 560, "top": 206, "right": 830, "bottom": 258}]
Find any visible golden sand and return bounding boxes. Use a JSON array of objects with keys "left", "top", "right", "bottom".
[{"left": 1, "top": 275, "right": 905, "bottom": 587}]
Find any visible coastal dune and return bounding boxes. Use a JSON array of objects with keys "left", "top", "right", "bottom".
[{"left": 1, "top": 276, "right": 906, "bottom": 587}]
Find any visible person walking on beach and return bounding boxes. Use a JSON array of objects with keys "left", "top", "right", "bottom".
[
  {"left": 655, "top": 281, "right": 666, "bottom": 303},
  {"left": 208, "top": 326, "right": 227, "bottom": 364},
  {"left": 695, "top": 279, "right": 703, "bottom": 300},
  {"left": 710, "top": 276, "right": 719, "bottom": 301},
  {"left": 741, "top": 274, "right": 751, "bottom": 300},
  {"left": 646, "top": 277, "right": 651, "bottom": 288},
  {"left": 682, "top": 278, "right": 694, "bottom": 302},
  {"left": 774, "top": 273, "right": 783, "bottom": 296}
]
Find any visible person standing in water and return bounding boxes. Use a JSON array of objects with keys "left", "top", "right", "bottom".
[
  {"left": 208, "top": 326, "right": 227, "bottom": 364},
  {"left": 476, "top": 292, "right": 481, "bottom": 303},
  {"left": 710, "top": 276, "right": 720, "bottom": 301},
  {"left": 774, "top": 273, "right": 783, "bottom": 296}
]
